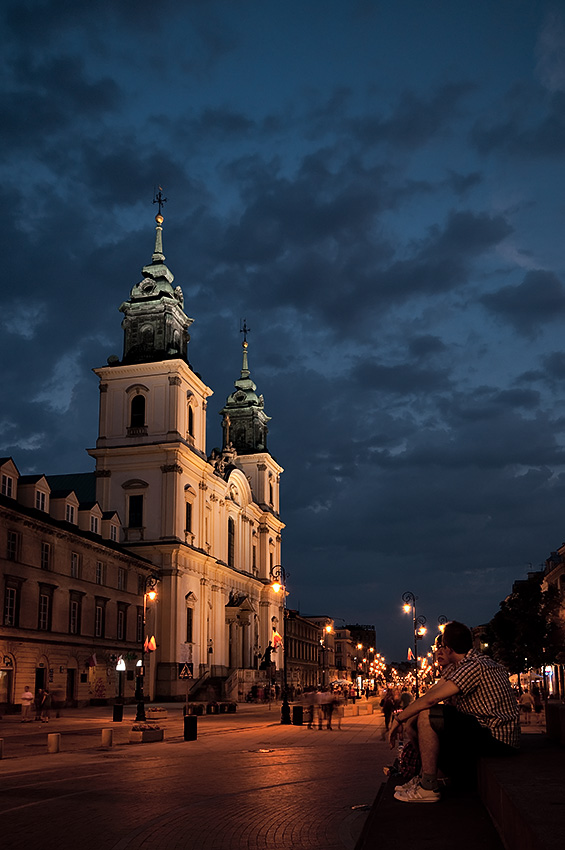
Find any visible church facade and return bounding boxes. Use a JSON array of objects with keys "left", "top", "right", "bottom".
[
  {"left": 88, "top": 211, "right": 285, "bottom": 701},
  {"left": 0, "top": 210, "right": 285, "bottom": 708}
]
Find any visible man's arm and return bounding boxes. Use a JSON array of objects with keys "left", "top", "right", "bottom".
[{"left": 388, "top": 678, "right": 460, "bottom": 746}]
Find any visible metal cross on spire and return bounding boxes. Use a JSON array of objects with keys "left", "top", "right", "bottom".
[
  {"left": 153, "top": 186, "right": 168, "bottom": 215},
  {"left": 240, "top": 318, "right": 251, "bottom": 343}
]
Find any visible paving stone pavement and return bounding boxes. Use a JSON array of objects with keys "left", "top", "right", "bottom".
[{"left": 0, "top": 705, "right": 390, "bottom": 850}]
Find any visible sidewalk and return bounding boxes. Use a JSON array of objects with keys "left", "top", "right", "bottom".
[{"left": 0, "top": 700, "right": 288, "bottom": 763}]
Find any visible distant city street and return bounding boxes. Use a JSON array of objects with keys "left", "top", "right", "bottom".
[{"left": 0, "top": 701, "right": 389, "bottom": 850}]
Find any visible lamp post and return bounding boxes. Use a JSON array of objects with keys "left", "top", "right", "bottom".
[
  {"left": 270, "top": 564, "right": 291, "bottom": 725},
  {"left": 135, "top": 574, "right": 158, "bottom": 722},
  {"left": 402, "top": 591, "right": 427, "bottom": 699},
  {"left": 438, "top": 615, "right": 448, "bottom": 633}
]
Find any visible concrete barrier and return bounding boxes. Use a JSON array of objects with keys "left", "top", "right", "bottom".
[{"left": 101, "top": 728, "right": 113, "bottom": 747}]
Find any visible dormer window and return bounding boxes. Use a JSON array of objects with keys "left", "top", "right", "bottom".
[
  {"left": 2, "top": 474, "right": 14, "bottom": 498},
  {"left": 35, "top": 491, "right": 47, "bottom": 511},
  {"left": 66, "top": 503, "right": 76, "bottom": 524},
  {"left": 90, "top": 515, "right": 99, "bottom": 534}
]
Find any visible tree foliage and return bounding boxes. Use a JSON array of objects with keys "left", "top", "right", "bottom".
[{"left": 485, "top": 573, "right": 565, "bottom": 678}]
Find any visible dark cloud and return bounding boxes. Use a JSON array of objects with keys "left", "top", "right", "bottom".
[
  {"left": 407, "top": 335, "right": 447, "bottom": 359},
  {"left": 480, "top": 270, "right": 565, "bottom": 335},
  {"left": 350, "top": 82, "right": 475, "bottom": 150},
  {"left": 472, "top": 87, "right": 565, "bottom": 158}
]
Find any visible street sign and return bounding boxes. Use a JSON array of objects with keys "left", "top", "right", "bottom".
[{"left": 178, "top": 662, "right": 193, "bottom": 679}]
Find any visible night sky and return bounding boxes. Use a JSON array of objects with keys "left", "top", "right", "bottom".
[{"left": 2, "top": 1, "right": 565, "bottom": 660}]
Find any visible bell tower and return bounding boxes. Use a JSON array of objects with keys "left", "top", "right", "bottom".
[
  {"left": 119, "top": 192, "right": 193, "bottom": 365},
  {"left": 219, "top": 320, "right": 271, "bottom": 455}
]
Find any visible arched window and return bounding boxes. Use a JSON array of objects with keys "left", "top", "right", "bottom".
[
  {"left": 130, "top": 395, "right": 145, "bottom": 428},
  {"left": 228, "top": 517, "right": 235, "bottom": 568},
  {"left": 188, "top": 405, "right": 194, "bottom": 437}
]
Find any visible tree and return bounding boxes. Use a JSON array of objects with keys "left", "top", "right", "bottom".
[{"left": 486, "top": 572, "right": 565, "bottom": 685}]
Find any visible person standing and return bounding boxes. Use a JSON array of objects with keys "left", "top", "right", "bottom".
[
  {"left": 40, "top": 688, "right": 52, "bottom": 723},
  {"left": 20, "top": 686, "right": 34, "bottom": 722},
  {"left": 34, "top": 688, "right": 43, "bottom": 721}
]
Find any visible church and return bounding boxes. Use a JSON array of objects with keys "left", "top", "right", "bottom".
[{"left": 0, "top": 208, "right": 285, "bottom": 707}]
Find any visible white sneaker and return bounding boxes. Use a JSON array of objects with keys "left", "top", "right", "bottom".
[
  {"left": 394, "top": 775, "right": 420, "bottom": 792},
  {"left": 394, "top": 782, "right": 440, "bottom": 803}
]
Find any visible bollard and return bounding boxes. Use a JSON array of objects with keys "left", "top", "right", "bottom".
[
  {"left": 184, "top": 715, "right": 197, "bottom": 741},
  {"left": 101, "top": 728, "right": 113, "bottom": 748},
  {"left": 112, "top": 704, "right": 124, "bottom": 722},
  {"left": 0, "top": 738, "right": 3, "bottom": 759},
  {"left": 47, "top": 733, "right": 60, "bottom": 754}
]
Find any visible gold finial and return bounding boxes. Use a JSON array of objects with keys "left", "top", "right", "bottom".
[{"left": 155, "top": 213, "right": 164, "bottom": 225}]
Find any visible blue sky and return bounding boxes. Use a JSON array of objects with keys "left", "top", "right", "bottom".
[{"left": 2, "top": 0, "right": 565, "bottom": 659}]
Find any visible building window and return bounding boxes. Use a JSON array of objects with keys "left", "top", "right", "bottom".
[
  {"left": 1, "top": 474, "right": 14, "bottom": 498},
  {"left": 227, "top": 517, "right": 235, "bottom": 568},
  {"left": 90, "top": 515, "right": 99, "bottom": 534},
  {"left": 136, "top": 607, "right": 143, "bottom": 643},
  {"left": 186, "top": 607, "right": 193, "bottom": 643},
  {"left": 69, "top": 595, "right": 82, "bottom": 635},
  {"left": 130, "top": 395, "right": 145, "bottom": 428},
  {"left": 95, "top": 561, "right": 105, "bottom": 585},
  {"left": 110, "top": 525, "right": 117, "bottom": 542},
  {"left": 128, "top": 495, "right": 143, "bottom": 528},
  {"left": 66, "top": 503, "right": 76, "bottom": 524},
  {"left": 35, "top": 490, "right": 47, "bottom": 511},
  {"left": 70, "top": 552, "right": 80, "bottom": 579},
  {"left": 94, "top": 601, "right": 106, "bottom": 638},
  {"left": 4, "top": 586, "right": 18, "bottom": 626},
  {"left": 188, "top": 405, "right": 194, "bottom": 437},
  {"left": 269, "top": 482, "right": 273, "bottom": 505},
  {"left": 38, "top": 593, "right": 51, "bottom": 631},
  {"left": 185, "top": 502, "right": 192, "bottom": 534},
  {"left": 117, "top": 567, "right": 126, "bottom": 591},
  {"left": 137, "top": 574, "right": 146, "bottom": 595},
  {"left": 7, "top": 531, "right": 19, "bottom": 562},
  {"left": 117, "top": 604, "right": 127, "bottom": 641},
  {"left": 252, "top": 545, "right": 257, "bottom": 573},
  {"left": 41, "top": 542, "right": 51, "bottom": 571}
]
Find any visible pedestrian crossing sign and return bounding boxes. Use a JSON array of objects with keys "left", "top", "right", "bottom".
[{"left": 178, "top": 662, "right": 193, "bottom": 679}]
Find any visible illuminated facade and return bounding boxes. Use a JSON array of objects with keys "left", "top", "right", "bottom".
[{"left": 88, "top": 212, "right": 285, "bottom": 700}]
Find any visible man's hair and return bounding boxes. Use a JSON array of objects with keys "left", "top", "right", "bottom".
[{"left": 442, "top": 620, "right": 473, "bottom": 654}]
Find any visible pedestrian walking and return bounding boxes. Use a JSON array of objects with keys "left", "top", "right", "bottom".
[{"left": 519, "top": 690, "right": 534, "bottom": 725}]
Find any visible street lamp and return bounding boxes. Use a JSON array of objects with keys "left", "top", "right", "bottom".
[
  {"left": 319, "top": 623, "right": 333, "bottom": 687},
  {"left": 438, "top": 615, "right": 448, "bottom": 633},
  {"left": 270, "top": 564, "right": 291, "bottom": 725},
  {"left": 135, "top": 574, "right": 158, "bottom": 722},
  {"left": 402, "top": 591, "right": 427, "bottom": 699}
]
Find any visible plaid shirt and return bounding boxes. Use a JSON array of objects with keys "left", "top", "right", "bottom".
[{"left": 444, "top": 649, "right": 520, "bottom": 748}]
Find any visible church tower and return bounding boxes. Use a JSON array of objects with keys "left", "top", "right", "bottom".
[{"left": 88, "top": 203, "right": 284, "bottom": 701}]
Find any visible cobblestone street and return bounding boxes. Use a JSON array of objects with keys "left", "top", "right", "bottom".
[{"left": 0, "top": 703, "right": 389, "bottom": 850}]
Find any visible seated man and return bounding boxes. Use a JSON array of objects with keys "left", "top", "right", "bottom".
[{"left": 389, "top": 620, "right": 519, "bottom": 803}]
